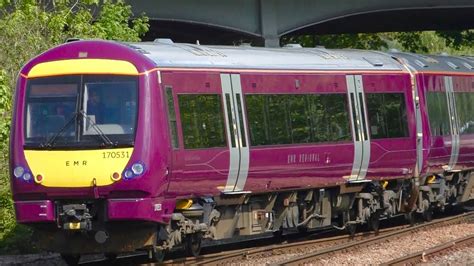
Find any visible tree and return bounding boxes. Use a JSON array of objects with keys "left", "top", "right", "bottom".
[
  {"left": 282, "top": 33, "right": 388, "bottom": 50},
  {"left": 0, "top": 0, "right": 149, "bottom": 253},
  {"left": 281, "top": 30, "right": 474, "bottom": 55}
]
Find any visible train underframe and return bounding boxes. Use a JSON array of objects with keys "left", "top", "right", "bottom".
[
  {"left": 153, "top": 171, "right": 474, "bottom": 259},
  {"left": 32, "top": 171, "right": 474, "bottom": 264}
]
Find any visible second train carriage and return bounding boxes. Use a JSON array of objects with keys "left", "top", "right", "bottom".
[{"left": 9, "top": 39, "right": 474, "bottom": 262}]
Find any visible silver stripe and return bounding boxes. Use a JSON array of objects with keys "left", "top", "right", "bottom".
[
  {"left": 346, "top": 75, "right": 363, "bottom": 181},
  {"left": 231, "top": 74, "right": 249, "bottom": 191},
  {"left": 221, "top": 74, "right": 240, "bottom": 192},
  {"left": 355, "top": 75, "right": 371, "bottom": 181},
  {"left": 414, "top": 76, "right": 423, "bottom": 177},
  {"left": 445, "top": 76, "right": 459, "bottom": 170}
]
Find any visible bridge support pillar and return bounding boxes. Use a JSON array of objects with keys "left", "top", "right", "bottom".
[{"left": 260, "top": 0, "right": 280, "bottom": 47}]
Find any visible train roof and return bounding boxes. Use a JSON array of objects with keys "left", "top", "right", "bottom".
[
  {"left": 127, "top": 40, "right": 404, "bottom": 72},
  {"left": 389, "top": 51, "right": 474, "bottom": 73}
]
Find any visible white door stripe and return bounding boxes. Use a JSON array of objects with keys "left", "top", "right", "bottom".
[
  {"left": 221, "top": 73, "right": 250, "bottom": 192},
  {"left": 346, "top": 75, "right": 371, "bottom": 182}
]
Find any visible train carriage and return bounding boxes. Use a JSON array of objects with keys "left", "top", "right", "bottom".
[
  {"left": 9, "top": 39, "right": 474, "bottom": 263},
  {"left": 391, "top": 52, "right": 474, "bottom": 210}
]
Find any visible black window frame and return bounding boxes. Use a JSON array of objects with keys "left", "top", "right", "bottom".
[
  {"left": 245, "top": 93, "right": 352, "bottom": 146},
  {"left": 426, "top": 91, "right": 451, "bottom": 137},
  {"left": 365, "top": 92, "right": 410, "bottom": 139},
  {"left": 164, "top": 86, "right": 179, "bottom": 149},
  {"left": 23, "top": 74, "right": 139, "bottom": 149},
  {"left": 177, "top": 93, "right": 227, "bottom": 150}
]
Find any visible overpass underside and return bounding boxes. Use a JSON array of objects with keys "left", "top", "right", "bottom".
[{"left": 129, "top": 0, "right": 474, "bottom": 47}]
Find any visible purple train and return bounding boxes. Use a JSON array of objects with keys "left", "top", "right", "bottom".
[{"left": 9, "top": 39, "right": 474, "bottom": 263}]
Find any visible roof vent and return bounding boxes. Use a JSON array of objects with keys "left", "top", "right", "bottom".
[
  {"left": 363, "top": 57, "right": 384, "bottom": 67},
  {"left": 389, "top": 48, "right": 400, "bottom": 53},
  {"left": 415, "top": 60, "right": 428, "bottom": 68},
  {"left": 154, "top": 38, "right": 174, "bottom": 44},
  {"left": 462, "top": 62, "right": 473, "bottom": 70},
  {"left": 284, "top": 44, "right": 302, "bottom": 48},
  {"left": 239, "top": 43, "right": 252, "bottom": 47},
  {"left": 440, "top": 52, "right": 449, "bottom": 56},
  {"left": 180, "top": 44, "right": 227, "bottom": 57},
  {"left": 447, "top": 61, "right": 459, "bottom": 70}
]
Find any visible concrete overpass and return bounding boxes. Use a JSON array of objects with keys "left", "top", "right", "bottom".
[{"left": 128, "top": 0, "right": 474, "bottom": 47}]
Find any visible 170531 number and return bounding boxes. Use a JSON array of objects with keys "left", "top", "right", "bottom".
[{"left": 102, "top": 151, "right": 130, "bottom": 159}]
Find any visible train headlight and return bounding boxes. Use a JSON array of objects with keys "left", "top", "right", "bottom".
[
  {"left": 123, "top": 162, "right": 146, "bottom": 180},
  {"left": 131, "top": 163, "right": 144, "bottom": 175},
  {"left": 13, "top": 166, "right": 34, "bottom": 183},
  {"left": 13, "top": 166, "right": 25, "bottom": 178},
  {"left": 22, "top": 172, "right": 32, "bottom": 181},
  {"left": 124, "top": 170, "right": 134, "bottom": 179}
]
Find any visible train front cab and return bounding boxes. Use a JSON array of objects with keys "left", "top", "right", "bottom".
[{"left": 10, "top": 41, "right": 173, "bottom": 261}]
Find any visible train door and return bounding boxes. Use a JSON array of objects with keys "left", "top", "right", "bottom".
[
  {"left": 220, "top": 73, "right": 250, "bottom": 192},
  {"left": 444, "top": 76, "right": 460, "bottom": 171},
  {"left": 346, "top": 75, "right": 370, "bottom": 182},
  {"left": 453, "top": 75, "right": 474, "bottom": 170},
  {"left": 161, "top": 71, "right": 232, "bottom": 196},
  {"left": 362, "top": 73, "right": 416, "bottom": 179}
]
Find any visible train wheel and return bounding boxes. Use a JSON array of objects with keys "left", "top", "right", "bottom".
[
  {"left": 60, "top": 254, "right": 80, "bottom": 266},
  {"left": 344, "top": 209, "right": 357, "bottom": 237},
  {"left": 346, "top": 223, "right": 356, "bottom": 237},
  {"left": 272, "top": 228, "right": 284, "bottom": 240},
  {"left": 185, "top": 233, "right": 202, "bottom": 257},
  {"left": 149, "top": 248, "right": 165, "bottom": 263},
  {"left": 405, "top": 211, "right": 416, "bottom": 226},
  {"left": 367, "top": 212, "right": 380, "bottom": 233},
  {"left": 422, "top": 207, "right": 433, "bottom": 222}
]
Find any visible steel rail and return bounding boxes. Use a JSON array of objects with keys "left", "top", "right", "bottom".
[
  {"left": 75, "top": 212, "right": 472, "bottom": 265},
  {"left": 382, "top": 234, "right": 474, "bottom": 266},
  {"left": 177, "top": 224, "right": 409, "bottom": 265},
  {"left": 277, "top": 212, "right": 474, "bottom": 266}
]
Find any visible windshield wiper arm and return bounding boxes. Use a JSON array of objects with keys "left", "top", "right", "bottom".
[
  {"left": 79, "top": 110, "right": 115, "bottom": 147},
  {"left": 41, "top": 112, "right": 79, "bottom": 148}
]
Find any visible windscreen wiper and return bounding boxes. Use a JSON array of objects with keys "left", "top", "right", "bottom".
[
  {"left": 41, "top": 112, "right": 79, "bottom": 148},
  {"left": 78, "top": 110, "right": 115, "bottom": 147}
]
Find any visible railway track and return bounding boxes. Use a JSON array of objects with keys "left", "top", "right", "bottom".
[
  {"left": 382, "top": 234, "right": 474, "bottom": 265},
  {"left": 77, "top": 211, "right": 473, "bottom": 265},
  {"left": 161, "top": 212, "right": 471, "bottom": 265},
  {"left": 277, "top": 212, "right": 474, "bottom": 265},
  {"left": 172, "top": 227, "right": 404, "bottom": 266}
]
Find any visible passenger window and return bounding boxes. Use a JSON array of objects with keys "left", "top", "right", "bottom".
[
  {"left": 455, "top": 92, "right": 474, "bottom": 135},
  {"left": 366, "top": 93, "right": 409, "bottom": 139},
  {"left": 246, "top": 93, "right": 351, "bottom": 146},
  {"left": 246, "top": 95, "right": 269, "bottom": 145},
  {"left": 268, "top": 95, "right": 291, "bottom": 144},
  {"left": 289, "top": 95, "right": 311, "bottom": 143},
  {"left": 165, "top": 86, "right": 179, "bottom": 148},
  {"left": 313, "top": 94, "right": 351, "bottom": 142},
  {"left": 178, "top": 94, "right": 226, "bottom": 149},
  {"left": 426, "top": 92, "right": 450, "bottom": 136}
]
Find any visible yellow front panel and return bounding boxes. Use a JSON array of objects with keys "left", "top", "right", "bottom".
[
  {"left": 27, "top": 59, "right": 139, "bottom": 78},
  {"left": 24, "top": 148, "right": 134, "bottom": 187}
]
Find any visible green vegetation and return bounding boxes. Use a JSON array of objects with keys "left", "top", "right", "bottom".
[
  {"left": 282, "top": 30, "right": 474, "bottom": 55},
  {"left": 0, "top": 0, "right": 472, "bottom": 255},
  {"left": 0, "top": 0, "right": 149, "bottom": 254}
]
